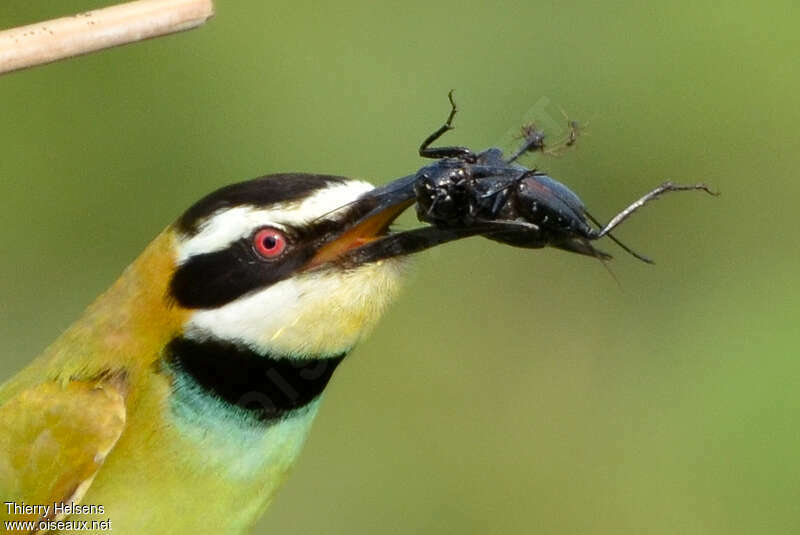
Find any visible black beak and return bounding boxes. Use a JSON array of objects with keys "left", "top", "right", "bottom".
[{"left": 327, "top": 174, "right": 486, "bottom": 266}]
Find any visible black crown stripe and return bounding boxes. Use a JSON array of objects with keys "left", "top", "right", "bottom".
[{"left": 177, "top": 174, "right": 348, "bottom": 235}]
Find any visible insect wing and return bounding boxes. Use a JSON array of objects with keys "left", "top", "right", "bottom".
[{"left": 527, "top": 174, "right": 586, "bottom": 214}]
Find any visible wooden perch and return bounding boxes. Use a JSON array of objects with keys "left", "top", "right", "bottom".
[{"left": 0, "top": 0, "right": 215, "bottom": 75}]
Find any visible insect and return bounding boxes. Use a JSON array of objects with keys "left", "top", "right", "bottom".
[
  {"left": 505, "top": 123, "right": 547, "bottom": 163},
  {"left": 409, "top": 92, "right": 717, "bottom": 263}
]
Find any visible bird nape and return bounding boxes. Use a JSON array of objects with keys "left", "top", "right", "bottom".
[{"left": 0, "top": 96, "right": 715, "bottom": 534}]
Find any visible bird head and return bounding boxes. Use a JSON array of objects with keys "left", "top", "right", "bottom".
[{"left": 168, "top": 173, "right": 416, "bottom": 357}]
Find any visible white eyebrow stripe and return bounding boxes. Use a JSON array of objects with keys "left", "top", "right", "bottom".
[{"left": 176, "top": 180, "right": 374, "bottom": 263}]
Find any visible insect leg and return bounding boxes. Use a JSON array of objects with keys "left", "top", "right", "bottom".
[
  {"left": 426, "top": 191, "right": 445, "bottom": 217},
  {"left": 565, "top": 120, "right": 580, "bottom": 147},
  {"left": 489, "top": 188, "right": 509, "bottom": 217},
  {"left": 596, "top": 182, "right": 718, "bottom": 239},
  {"left": 583, "top": 210, "right": 654, "bottom": 264},
  {"left": 419, "top": 90, "right": 477, "bottom": 162},
  {"left": 542, "top": 109, "right": 586, "bottom": 157},
  {"left": 470, "top": 218, "right": 540, "bottom": 233}
]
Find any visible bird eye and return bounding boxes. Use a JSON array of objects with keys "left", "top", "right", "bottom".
[{"left": 252, "top": 228, "right": 287, "bottom": 259}]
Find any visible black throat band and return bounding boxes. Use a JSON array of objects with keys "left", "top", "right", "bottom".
[{"left": 164, "top": 336, "right": 345, "bottom": 423}]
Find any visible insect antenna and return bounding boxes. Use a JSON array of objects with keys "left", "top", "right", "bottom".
[
  {"left": 574, "top": 236, "right": 624, "bottom": 289},
  {"left": 597, "top": 253, "right": 623, "bottom": 290},
  {"left": 583, "top": 210, "right": 654, "bottom": 264}
]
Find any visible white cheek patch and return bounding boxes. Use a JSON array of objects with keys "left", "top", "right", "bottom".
[
  {"left": 185, "top": 259, "right": 408, "bottom": 357},
  {"left": 177, "top": 180, "right": 374, "bottom": 263}
]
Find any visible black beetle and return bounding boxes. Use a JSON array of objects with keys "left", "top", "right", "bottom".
[{"left": 410, "top": 91, "right": 717, "bottom": 263}]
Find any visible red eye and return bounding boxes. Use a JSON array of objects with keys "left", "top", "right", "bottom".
[{"left": 253, "top": 228, "right": 287, "bottom": 259}]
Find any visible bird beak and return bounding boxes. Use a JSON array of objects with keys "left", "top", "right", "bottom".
[{"left": 309, "top": 175, "right": 487, "bottom": 268}]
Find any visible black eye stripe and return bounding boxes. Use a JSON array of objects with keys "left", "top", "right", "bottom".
[{"left": 169, "top": 237, "right": 313, "bottom": 309}]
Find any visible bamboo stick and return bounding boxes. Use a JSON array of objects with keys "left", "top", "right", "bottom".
[{"left": 0, "top": 0, "right": 214, "bottom": 75}]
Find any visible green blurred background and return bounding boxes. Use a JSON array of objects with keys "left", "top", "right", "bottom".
[{"left": 1, "top": 1, "right": 798, "bottom": 533}]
